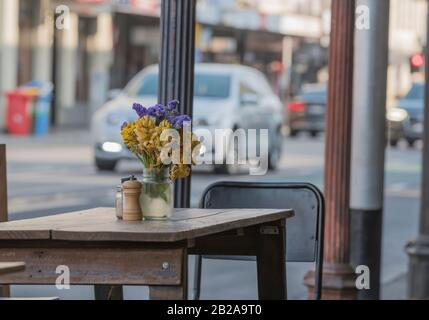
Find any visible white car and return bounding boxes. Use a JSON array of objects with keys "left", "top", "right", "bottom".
[{"left": 92, "top": 63, "right": 284, "bottom": 173}]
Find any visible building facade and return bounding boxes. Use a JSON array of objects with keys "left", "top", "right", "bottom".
[
  {"left": 1, "top": 0, "right": 426, "bottom": 130},
  {"left": 388, "top": 0, "right": 427, "bottom": 103}
]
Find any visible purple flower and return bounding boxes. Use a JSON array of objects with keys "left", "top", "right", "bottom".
[
  {"left": 121, "top": 122, "right": 128, "bottom": 130},
  {"left": 129, "top": 100, "right": 191, "bottom": 128},
  {"left": 173, "top": 115, "right": 192, "bottom": 129},
  {"left": 147, "top": 107, "right": 157, "bottom": 118},
  {"left": 166, "top": 114, "right": 176, "bottom": 125},
  {"left": 148, "top": 104, "right": 168, "bottom": 122},
  {"left": 167, "top": 100, "right": 180, "bottom": 112},
  {"left": 132, "top": 103, "right": 148, "bottom": 118}
]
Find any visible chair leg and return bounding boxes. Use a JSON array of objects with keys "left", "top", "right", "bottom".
[
  {"left": 193, "top": 255, "right": 202, "bottom": 300},
  {"left": 0, "top": 285, "right": 10, "bottom": 298},
  {"left": 314, "top": 265, "right": 322, "bottom": 300}
]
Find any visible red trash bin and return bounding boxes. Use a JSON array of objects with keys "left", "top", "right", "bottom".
[{"left": 5, "top": 91, "right": 35, "bottom": 136}]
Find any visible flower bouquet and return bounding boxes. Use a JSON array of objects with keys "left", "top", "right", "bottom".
[{"left": 121, "top": 100, "right": 200, "bottom": 220}]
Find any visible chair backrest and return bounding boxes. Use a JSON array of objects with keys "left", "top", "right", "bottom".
[
  {"left": 0, "top": 145, "right": 7, "bottom": 222},
  {"left": 200, "top": 181, "right": 324, "bottom": 262}
]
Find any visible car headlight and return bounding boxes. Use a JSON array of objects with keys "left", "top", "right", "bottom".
[
  {"left": 102, "top": 142, "right": 123, "bottom": 153},
  {"left": 106, "top": 113, "right": 122, "bottom": 126},
  {"left": 387, "top": 108, "right": 408, "bottom": 122}
]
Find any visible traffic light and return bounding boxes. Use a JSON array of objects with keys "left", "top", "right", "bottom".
[{"left": 410, "top": 53, "right": 425, "bottom": 73}]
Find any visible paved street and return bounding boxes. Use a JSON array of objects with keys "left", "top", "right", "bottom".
[{"left": 1, "top": 130, "right": 421, "bottom": 299}]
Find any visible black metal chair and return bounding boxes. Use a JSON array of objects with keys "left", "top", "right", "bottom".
[{"left": 193, "top": 181, "right": 325, "bottom": 300}]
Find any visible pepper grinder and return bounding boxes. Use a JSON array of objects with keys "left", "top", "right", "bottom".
[{"left": 122, "top": 176, "right": 143, "bottom": 221}]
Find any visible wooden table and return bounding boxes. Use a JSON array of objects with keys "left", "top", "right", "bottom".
[
  {"left": 0, "top": 262, "right": 25, "bottom": 275},
  {"left": 0, "top": 208, "right": 294, "bottom": 300}
]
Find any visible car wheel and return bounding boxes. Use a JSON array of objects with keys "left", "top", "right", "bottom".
[
  {"left": 407, "top": 139, "right": 417, "bottom": 148},
  {"left": 269, "top": 127, "right": 283, "bottom": 171},
  {"left": 214, "top": 164, "right": 229, "bottom": 175},
  {"left": 213, "top": 134, "right": 243, "bottom": 175},
  {"left": 268, "top": 147, "right": 281, "bottom": 171},
  {"left": 310, "top": 131, "right": 319, "bottom": 138},
  {"left": 95, "top": 158, "right": 118, "bottom": 172},
  {"left": 289, "top": 129, "right": 299, "bottom": 138},
  {"left": 389, "top": 139, "right": 399, "bottom": 148},
  {"left": 214, "top": 152, "right": 241, "bottom": 176}
]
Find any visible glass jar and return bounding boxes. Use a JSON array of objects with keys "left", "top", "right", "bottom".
[{"left": 140, "top": 167, "right": 173, "bottom": 220}]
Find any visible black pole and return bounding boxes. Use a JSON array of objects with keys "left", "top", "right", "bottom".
[
  {"left": 406, "top": 1, "right": 429, "bottom": 299},
  {"left": 158, "top": 0, "right": 196, "bottom": 208}
]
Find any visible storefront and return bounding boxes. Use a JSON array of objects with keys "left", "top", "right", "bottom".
[{"left": 5, "top": 0, "right": 329, "bottom": 128}]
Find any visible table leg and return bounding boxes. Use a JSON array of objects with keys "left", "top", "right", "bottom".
[
  {"left": 94, "top": 285, "right": 123, "bottom": 300},
  {"left": 256, "top": 224, "right": 287, "bottom": 300},
  {"left": 0, "top": 285, "right": 10, "bottom": 298},
  {"left": 149, "top": 285, "right": 187, "bottom": 300},
  {"left": 149, "top": 247, "right": 188, "bottom": 300}
]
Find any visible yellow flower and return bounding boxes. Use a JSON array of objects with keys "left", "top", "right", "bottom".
[
  {"left": 171, "top": 164, "right": 191, "bottom": 181},
  {"left": 134, "top": 116, "right": 159, "bottom": 156},
  {"left": 159, "top": 120, "right": 172, "bottom": 130},
  {"left": 135, "top": 116, "right": 156, "bottom": 141},
  {"left": 121, "top": 110, "right": 198, "bottom": 180},
  {"left": 121, "top": 122, "right": 139, "bottom": 152}
]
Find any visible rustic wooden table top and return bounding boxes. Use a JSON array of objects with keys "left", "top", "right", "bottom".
[
  {"left": 0, "top": 262, "right": 26, "bottom": 275},
  {"left": 0, "top": 208, "right": 294, "bottom": 243}
]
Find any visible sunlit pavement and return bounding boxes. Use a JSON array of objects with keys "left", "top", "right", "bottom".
[{"left": 1, "top": 130, "right": 421, "bottom": 299}]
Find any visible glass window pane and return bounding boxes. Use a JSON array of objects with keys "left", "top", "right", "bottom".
[{"left": 194, "top": 74, "right": 231, "bottom": 98}]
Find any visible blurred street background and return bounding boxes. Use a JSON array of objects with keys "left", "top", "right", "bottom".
[{"left": 0, "top": 0, "right": 428, "bottom": 299}]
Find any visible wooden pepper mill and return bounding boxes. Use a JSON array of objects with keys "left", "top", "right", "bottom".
[{"left": 122, "top": 176, "right": 143, "bottom": 221}]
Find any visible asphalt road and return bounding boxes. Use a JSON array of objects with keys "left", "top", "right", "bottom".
[{"left": 3, "top": 131, "right": 421, "bottom": 299}]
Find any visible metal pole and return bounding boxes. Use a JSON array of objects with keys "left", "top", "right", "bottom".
[
  {"left": 406, "top": 0, "right": 429, "bottom": 300},
  {"left": 305, "top": 0, "right": 357, "bottom": 300},
  {"left": 158, "top": 0, "right": 196, "bottom": 208},
  {"left": 350, "top": 0, "right": 390, "bottom": 300}
]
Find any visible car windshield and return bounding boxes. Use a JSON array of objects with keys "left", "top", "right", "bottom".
[
  {"left": 127, "top": 73, "right": 231, "bottom": 99},
  {"left": 301, "top": 88, "right": 327, "bottom": 103},
  {"left": 405, "top": 84, "right": 424, "bottom": 100}
]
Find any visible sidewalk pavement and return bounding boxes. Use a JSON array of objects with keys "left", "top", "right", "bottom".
[
  {"left": 0, "top": 128, "right": 91, "bottom": 146},
  {"left": 382, "top": 274, "right": 407, "bottom": 300}
]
